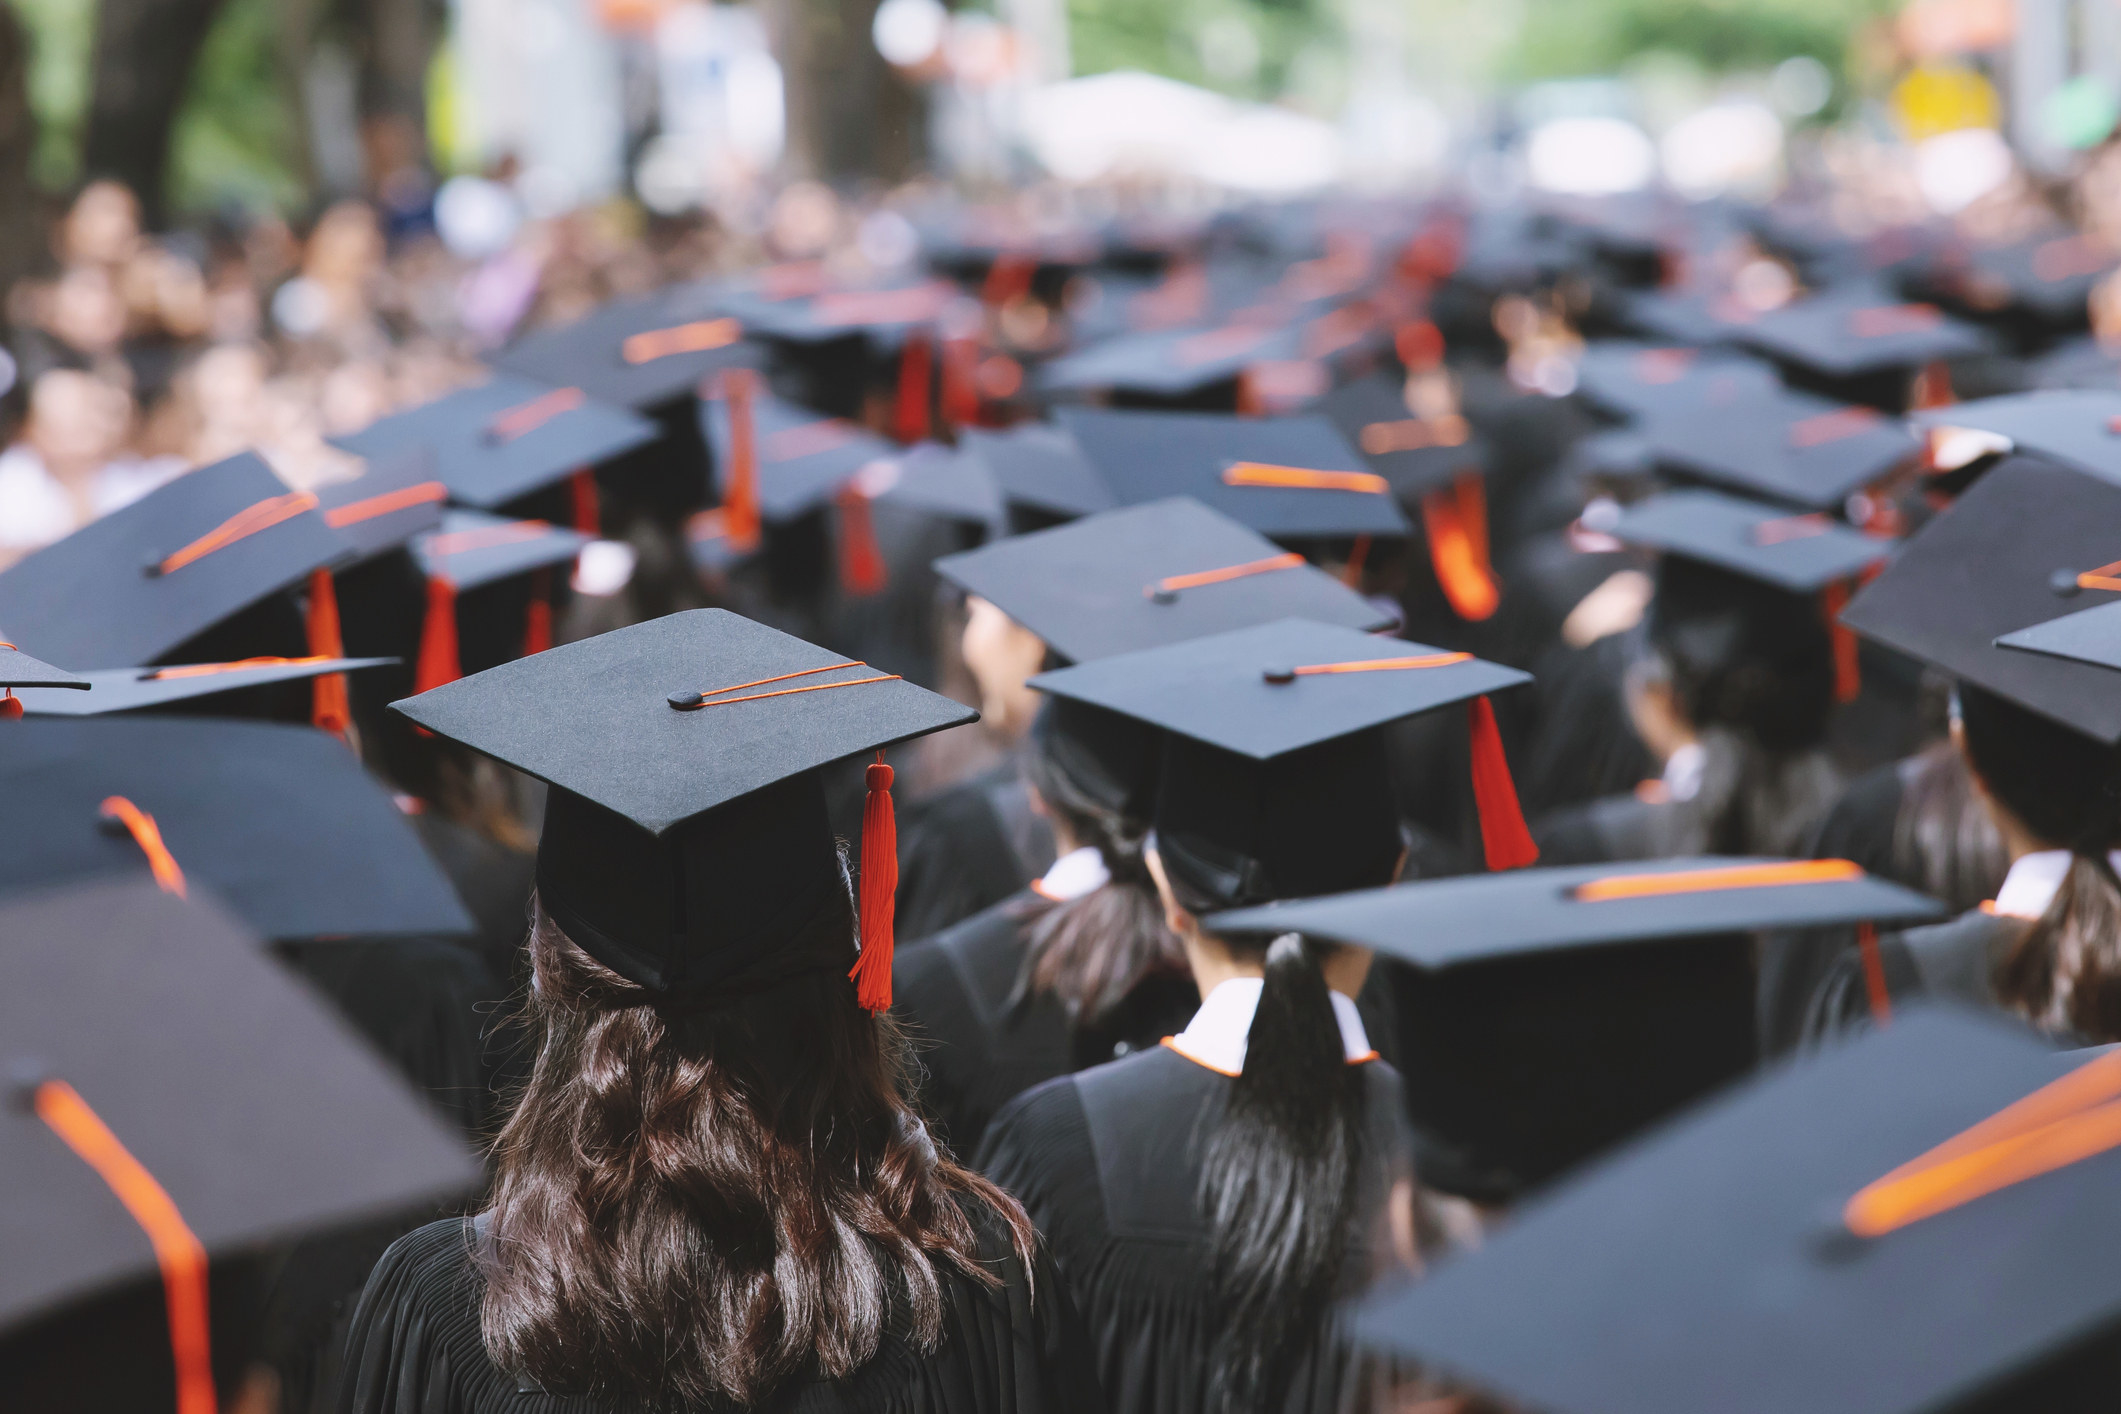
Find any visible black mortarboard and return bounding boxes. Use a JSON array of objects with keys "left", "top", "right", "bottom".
[
  {"left": 333, "top": 375, "right": 660, "bottom": 510},
  {"left": 413, "top": 510, "right": 589, "bottom": 591},
  {"left": 1057, "top": 407, "right": 1410, "bottom": 540},
  {"left": 1354, "top": 1006, "right": 2121, "bottom": 1414},
  {"left": 1996, "top": 599, "right": 2121, "bottom": 672},
  {"left": 0, "top": 644, "right": 85, "bottom": 695},
  {"left": 1038, "top": 322, "right": 1301, "bottom": 401},
  {"left": 1609, "top": 489, "right": 1893, "bottom": 592},
  {"left": 713, "top": 277, "right": 957, "bottom": 348},
  {"left": 492, "top": 286, "right": 758, "bottom": 411},
  {"left": 1031, "top": 617, "right": 1537, "bottom": 901},
  {"left": 1209, "top": 855, "right": 1941, "bottom": 1199},
  {"left": 699, "top": 380, "right": 896, "bottom": 523},
  {"left": 1645, "top": 387, "right": 1923, "bottom": 510},
  {"left": 1910, "top": 390, "right": 2121, "bottom": 486},
  {"left": 0, "top": 453, "right": 349, "bottom": 670},
  {"left": 959, "top": 422, "right": 1116, "bottom": 523},
  {"left": 1936, "top": 231, "right": 2113, "bottom": 326},
  {"left": 935, "top": 497, "right": 1392, "bottom": 662},
  {"left": 854, "top": 442, "right": 1003, "bottom": 527},
  {"left": 9, "top": 656, "right": 394, "bottom": 716},
  {"left": 1736, "top": 295, "right": 1994, "bottom": 383},
  {"left": 311, "top": 449, "right": 447, "bottom": 560},
  {"left": 1618, "top": 288, "right": 1766, "bottom": 348},
  {"left": 1310, "top": 374, "right": 1486, "bottom": 500},
  {"left": 1842, "top": 456, "right": 2121, "bottom": 743},
  {"left": 0, "top": 717, "right": 473, "bottom": 939},
  {"left": 390, "top": 610, "right": 975, "bottom": 1002},
  {"left": 0, "top": 879, "right": 477, "bottom": 1354},
  {"left": 1571, "top": 341, "right": 1784, "bottom": 422}
]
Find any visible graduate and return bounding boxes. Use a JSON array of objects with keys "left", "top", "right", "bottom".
[
  {"left": 977, "top": 617, "right": 1539, "bottom": 1414},
  {"left": 338, "top": 610, "right": 1100, "bottom": 1414},
  {"left": 895, "top": 498, "right": 1390, "bottom": 1154}
]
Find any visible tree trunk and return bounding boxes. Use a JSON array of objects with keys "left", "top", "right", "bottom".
[
  {"left": 765, "top": 0, "right": 922, "bottom": 185},
  {"left": 0, "top": 4, "right": 43, "bottom": 307},
  {"left": 83, "top": 0, "right": 231, "bottom": 227}
]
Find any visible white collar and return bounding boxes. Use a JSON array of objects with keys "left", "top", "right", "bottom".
[
  {"left": 1031, "top": 845, "right": 1110, "bottom": 902},
  {"left": 1662, "top": 741, "right": 1707, "bottom": 803},
  {"left": 1162, "top": 976, "right": 1375, "bottom": 1077},
  {"left": 1991, "top": 849, "right": 2121, "bottom": 919}
]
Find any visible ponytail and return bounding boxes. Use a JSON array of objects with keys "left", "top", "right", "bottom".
[
  {"left": 1197, "top": 933, "right": 1366, "bottom": 1413},
  {"left": 2004, "top": 852, "right": 2121, "bottom": 1037}
]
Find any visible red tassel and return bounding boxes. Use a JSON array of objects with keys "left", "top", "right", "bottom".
[
  {"left": 1421, "top": 474, "right": 1500, "bottom": 621},
  {"left": 1467, "top": 695, "right": 1538, "bottom": 871},
  {"left": 523, "top": 568, "right": 553, "bottom": 656},
  {"left": 836, "top": 485, "right": 888, "bottom": 597},
  {"left": 569, "top": 468, "right": 600, "bottom": 536},
  {"left": 1822, "top": 580, "right": 1861, "bottom": 704},
  {"left": 895, "top": 333, "right": 933, "bottom": 443},
  {"left": 305, "top": 568, "right": 351, "bottom": 735},
  {"left": 981, "top": 252, "right": 1035, "bottom": 307},
  {"left": 414, "top": 576, "right": 461, "bottom": 694},
  {"left": 850, "top": 751, "right": 898, "bottom": 1011},
  {"left": 721, "top": 370, "right": 762, "bottom": 553},
  {"left": 1857, "top": 920, "right": 1893, "bottom": 1026},
  {"left": 941, "top": 336, "right": 981, "bottom": 431},
  {"left": 1341, "top": 534, "right": 1372, "bottom": 589},
  {"left": 0, "top": 690, "right": 20, "bottom": 720},
  {"left": 1911, "top": 360, "right": 1954, "bottom": 410}
]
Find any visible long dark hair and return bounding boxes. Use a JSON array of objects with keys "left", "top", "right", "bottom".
[
  {"left": 1960, "top": 683, "right": 2121, "bottom": 1039},
  {"left": 1197, "top": 932, "right": 1367, "bottom": 1413},
  {"left": 1016, "top": 722, "right": 1182, "bottom": 1022},
  {"left": 479, "top": 887, "right": 1035, "bottom": 1405}
]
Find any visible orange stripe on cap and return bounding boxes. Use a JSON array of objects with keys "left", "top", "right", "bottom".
[
  {"left": 621, "top": 318, "right": 740, "bottom": 365},
  {"left": 483, "top": 386, "right": 583, "bottom": 443},
  {"left": 1361, "top": 415, "right": 1469, "bottom": 455},
  {"left": 322, "top": 480, "right": 446, "bottom": 528},
  {"left": 1844, "top": 1048, "right": 2121, "bottom": 1238},
  {"left": 1285, "top": 651, "right": 1472, "bottom": 677},
  {"left": 1847, "top": 303, "right": 1942, "bottom": 339},
  {"left": 34, "top": 1080, "right": 216, "bottom": 1414},
  {"left": 422, "top": 519, "right": 555, "bottom": 558},
  {"left": 1573, "top": 857, "right": 1863, "bottom": 902},
  {"left": 150, "top": 491, "right": 320, "bottom": 577},
  {"left": 99, "top": 796, "right": 186, "bottom": 898},
  {"left": 668, "top": 661, "right": 902, "bottom": 711},
  {"left": 1753, "top": 512, "right": 1834, "bottom": 546},
  {"left": 146, "top": 655, "right": 335, "bottom": 681},
  {"left": 1149, "top": 552, "right": 1304, "bottom": 597},
  {"left": 1223, "top": 462, "right": 1390, "bottom": 495},
  {"left": 1788, "top": 406, "right": 1883, "bottom": 448},
  {"left": 2074, "top": 556, "right": 2121, "bottom": 592}
]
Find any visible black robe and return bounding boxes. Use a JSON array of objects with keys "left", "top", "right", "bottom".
[
  {"left": 892, "top": 892, "right": 1198, "bottom": 1158},
  {"left": 976, "top": 1047, "right": 1411, "bottom": 1414},
  {"left": 894, "top": 765, "right": 1056, "bottom": 944},
  {"left": 1800, "top": 909, "right": 2030, "bottom": 1047},
  {"left": 334, "top": 1208, "right": 1103, "bottom": 1414}
]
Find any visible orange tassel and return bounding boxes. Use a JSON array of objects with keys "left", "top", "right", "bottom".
[
  {"left": 305, "top": 568, "right": 350, "bottom": 735},
  {"left": 1822, "top": 580, "right": 1861, "bottom": 704},
  {"left": 1421, "top": 473, "right": 1500, "bottom": 621},
  {"left": 414, "top": 576, "right": 461, "bottom": 694},
  {"left": 1912, "top": 359, "right": 1955, "bottom": 410},
  {"left": 1341, "top": 534, "right": 1372, "bottom": 589},
  {"left": 523, "top": 568, "right": 554, "bottom": 656},
  {"left": 941, "top": 336, "right": 981, "bottom": 430},
  {"left": 1, "top": 690, "right": 20, "bottom": 719},
  {"left": 850, "top": 751, "right": 898, "bottom": 1011},
  {"left": 1467, "top": 695, "right": 1538, "bottom": 871},
  {"left": 721, "top": 370, "right": 763, "bottom": 553},
  {"left": 895, "top": 333, "right": 933, "bottom": 443},
  {"left": 1857, "top": 920, "right": 1893, "bottom": 1026},
  {"left": 569, "top": 468, "right": 600, "bottom": 535},
  {"left": 836, "top": 485, "right": 888, "bottom": 597}
]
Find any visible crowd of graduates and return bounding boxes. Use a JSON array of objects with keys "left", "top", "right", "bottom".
[{"left": 14, "top": 153, "right": 2121, "bottom": 1414}]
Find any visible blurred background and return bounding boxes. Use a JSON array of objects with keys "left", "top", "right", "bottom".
[{"left": 0, "top": 0, "right": 2112, "bottom": 563}]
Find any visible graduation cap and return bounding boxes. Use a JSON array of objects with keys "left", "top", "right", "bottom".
[
  {"left": 1207, "top": 855, "right": 1945, "bottom": 1196},
  {"left": 1618, "top": 288, "right": 1768, "bottom": 348},
  {"left": 713, "top": 276, "right": 958, "bottom": 347},
  {"left": 0, "top": 452, "right": 351, "bottom": 672},
  {"left": 1571, "top": 341, "right": 1784, "bottom": 422},
  {"left": 959, "top": 422, "right": 1116, "bottom": 525},
  {"left": 1842, "top": 456, "right": 2121, "bottom": 744},
  {"left": 0, "top": 879, "right": 477, "bottom": 1405},
  {"left": 1353, "top": 1006, "right": 2121, "bottom": 1414},
  {"left": 8, "top": 655, "right": 396, "bottom": 717},
  {"left": 492, "top": 286, "right": 759, "bottom": 412},
  {"left": 1735, "top": 294, "right": 1994, "bottom": 401},
  {"left": 0, "top": 643, "right": 86, "bottom": 718},
  {"left": 310, "top": 448, "right": 448, "bottom": 560},
  {"left": 1310, "top": 373, "right": 1484, "bottom": 499},
  {"left": 407, "top": 510, "right": 588, "bottom": 692},
  {"left": 1030, "top": 617, "right": 1537, "bottom": 911},
  {"left": 1935, "top": 231, "right": 2114, "bottom": 326},
  {"left": 1909, "top": 389, "right": 2121, "bottom": 486},
  {"left": 1037, "top": 321, "right": 1302, "bottom": 402},
  {"left": 391, "top": 609, "right": 977, "bottom": 1007},
  {"left": 0, "top": 717, "right": 474, "bottom": 940},
  {"left": 1057, "top": 407, "right": 1410, "bottom": 541},
  {"left": 1608, "top": 489, "right": 1891, "bottom": 593},
  {"left": 332, "top": 374, "right": 660, "bottom": 515},
  {"left": 935, "top": 497, "right": 1392, "bottom": 663},
  {"left": 1996, "top": 599, "right": 2121, "bottom": 672},
  {"left": 1645, "top": 386, "right": 1923, "bottom": 510}
]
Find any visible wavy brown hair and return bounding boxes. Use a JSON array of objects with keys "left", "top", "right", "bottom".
[{"left": 479, "top": 885, "right": 1035, "bottom": 1405}]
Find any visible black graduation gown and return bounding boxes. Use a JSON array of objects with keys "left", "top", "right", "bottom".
[
  {"left": 1799, "top": 908, "right": 2030, "bottom": 1047},
  {"left": 894, "top": 764, "right": 1056, "bottom": 944},
  {"left": 335, "top": 1207, "right": 1104, "bottom": 1414},
  {"left": 892, "top": 892, "right": 1199, "bottom": 1158},
  {"left": 976, "top": 1047, "right": 1411, "bottom": 1414}
]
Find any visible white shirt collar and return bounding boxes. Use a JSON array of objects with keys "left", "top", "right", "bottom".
[
  {"left": 1991, "top": 849, "right": 2121, "bottom": 919},
  {"left": 1662, "top": 741, "right": 1707, "bottom": 803},
  {"left": 1032, "top": 845, "right": 1110, "bottom": 902},
  {"left": 1163, "top": 976, "right": 1375, "bottom": 1077}
]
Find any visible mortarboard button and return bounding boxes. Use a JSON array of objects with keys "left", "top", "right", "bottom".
[
  {"left": 2054, "top": 569, "right": 2085, "bottom": 597},
  {"left": 1263, "top": 666, "right": 1295, "bottom": 684}
]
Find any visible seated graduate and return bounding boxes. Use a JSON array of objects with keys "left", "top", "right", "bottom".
[
  {"left": 896, "top": 498, "right": 1391, "bottom": 1156},
  {"left": 337, "top": 611, "right": 1101, "bottom": 1414},
  {"left": 977, "top": 618, "right": 1539, "bottom": 1414}
]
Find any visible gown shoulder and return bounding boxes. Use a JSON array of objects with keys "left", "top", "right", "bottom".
[{"left": 1799, "top": 909, "right": 2027, "bottom": 1048}]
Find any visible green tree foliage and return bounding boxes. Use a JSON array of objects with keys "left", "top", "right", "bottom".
[
  {"left": 168, "top": 0, "right": 300, "bottom": 215},
  {"left": 1501, "top": 0, "right": 1897, "bottom": 81}
]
